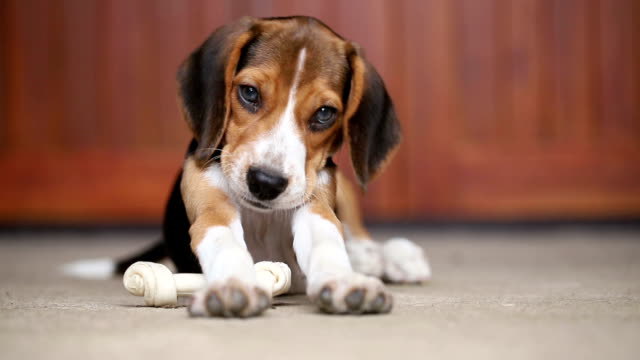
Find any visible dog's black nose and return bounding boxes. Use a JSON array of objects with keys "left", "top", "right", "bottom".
[{"left": 247, "top": 167, "right": 289, "bottom": 201}]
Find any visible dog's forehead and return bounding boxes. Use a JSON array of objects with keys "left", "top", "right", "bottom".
[{"left": 242, "top": 21, "right": 349, "bottom": 87}]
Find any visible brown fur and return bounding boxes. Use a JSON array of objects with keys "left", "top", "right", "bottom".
[
  {"left": 181, "top": 158, "right": 238, "bottom": 251},
  {"left": 335, "top": 171, "right": 371, "bottom": 240},
  {"left": 310, "top": 167, "right": 342, "bottom": 231}
]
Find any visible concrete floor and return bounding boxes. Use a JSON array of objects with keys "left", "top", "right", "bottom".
[{"left": 0, "top": 228, "right": 639, "bottom": 360}]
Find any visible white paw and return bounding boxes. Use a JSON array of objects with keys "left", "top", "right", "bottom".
[
  {"left": 187, "top": 278, "right": 271, "bottom": 318},
  {"left": 345, "top": 239, "right": 384, "bottom": 277},
  {"left": 308, "top": 273, "right": 393, "bottom": 314},
  {"left": 382, "top": 238, "right": 431, "bottom": 283}
]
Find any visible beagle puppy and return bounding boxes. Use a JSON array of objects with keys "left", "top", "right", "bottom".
[{"left": 128, "top": 16, "right": 430, "bottom": 317}]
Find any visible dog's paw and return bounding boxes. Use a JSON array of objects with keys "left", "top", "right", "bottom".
[
  {"left": 308, "top": 273, "right": 393, "bottom": 314},
  {"left": 382, "top": 238, "right": 431, "bottom": 284},
  {"left": 345, "top": 239, "right": 384, "bottom": 278},
  {"left": 187, "top": 278, "right": 271, "bottom": 318}
]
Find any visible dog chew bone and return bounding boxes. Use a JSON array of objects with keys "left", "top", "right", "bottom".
[{"left": 123, "top": 261, "right": 292, "bottom": 307}]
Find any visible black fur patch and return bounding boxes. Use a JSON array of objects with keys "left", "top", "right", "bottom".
[
  {"left": 177, "top": 17, "right": 256, "bottom": 163},
  {"left": 347, "top": 61, "right": 401, "bottom": 186}
]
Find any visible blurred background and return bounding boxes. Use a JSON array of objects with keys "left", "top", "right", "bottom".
[{"left": 0, "top": 0, "right": 638, "bottom": 226}]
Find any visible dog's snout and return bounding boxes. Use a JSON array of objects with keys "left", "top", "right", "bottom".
[{"left": 247, "top": 167, "right": 289, "bottom": 201}]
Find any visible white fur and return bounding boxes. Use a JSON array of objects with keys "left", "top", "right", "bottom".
[
  {"left": 317, "top": 169, "right": 331, "bottom": 187},
  {"left": 345, "top": 238, "right": 384, "bottom": 278},
  {"left": 382, "top": 237, "right": 431, "bottom": 283},
  {"left": 204, "top": 163, "right": 229, "bottom": 192},
  {"left": 228, "top": 215, "right": 245, "bottom": 244},
  {"left": 61, "top": 258, "right": 115, "bottom": 280},
  {"left": 291, "top": 208, "right": 314, "bottom": 275},
  {"left": 196, "top": 221, "right": 256, "bottom": 285},
  {"left": 292, "top": 206, "right": 352, "bottom": 286},
  {"left": 187, "top": 289, "right": 208, "bottom": 316}
]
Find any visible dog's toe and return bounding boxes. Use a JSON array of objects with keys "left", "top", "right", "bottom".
[
  {"left": 187, "top": 290, "right": 208, "bottom": 317},
  {"left": 345, "top": 289, "right": 365, "bottom": 310},
  {"left": 204, "top": 291, "right": 223, "bottom": 316},
  {"left": 228, "top": 287, "right": 248, "bottom": 313},
  {"left": 370, "top": 291, "right": 393, "bottom": 313},
  {"left": 318, "top": 286, "right": 333, "bottom": 310}
]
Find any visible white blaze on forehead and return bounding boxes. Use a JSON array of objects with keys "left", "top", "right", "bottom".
[
  {"left": 283, "top": 47, "right": 307, "bottom": 124},
  {"left": 251, "top": 48, "right": 308, "bottom": 205},
  {"left": 278, "top": 47, "right": 307, "bottom": 172}
]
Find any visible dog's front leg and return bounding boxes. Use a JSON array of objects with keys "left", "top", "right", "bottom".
[
  {"left": 182, "top": 160, "right": 270, "bottom": 317},
  {"left": 292, "top": 205, "right": 393, "bottom": 314},
  {"left": 188, "top": 212, "right": 270, "bottom": 317}
]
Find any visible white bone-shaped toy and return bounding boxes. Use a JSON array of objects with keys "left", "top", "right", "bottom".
[{"left": 123, "top": 261, "right": 292, "bottom": 307}]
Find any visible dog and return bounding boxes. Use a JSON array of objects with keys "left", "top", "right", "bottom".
[{"left": 65, "top": 16, "right": 430, "bottom": 317}]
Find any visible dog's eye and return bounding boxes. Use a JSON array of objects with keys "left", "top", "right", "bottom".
[
  {"left": 310, "top": 106, "right": 337, "bottom": 131},
  {"left": 238, "top": 85, "right": 260, "bottom": 112}
]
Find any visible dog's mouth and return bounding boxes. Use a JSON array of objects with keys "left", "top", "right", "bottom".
[
  {"left": 241, "top": 198, "right": 271, "bottom": 211},
  {"left": 239, "top": 196, "right": 307, "bottom": 212}
]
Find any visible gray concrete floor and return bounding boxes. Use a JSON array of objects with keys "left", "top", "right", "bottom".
[{"left": 1, "top": 228, "right": 639, "bottom": 360}]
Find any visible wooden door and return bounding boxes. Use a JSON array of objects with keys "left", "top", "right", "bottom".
[{"left": 1, "top": 0, "right": 638, "bottom": 224}]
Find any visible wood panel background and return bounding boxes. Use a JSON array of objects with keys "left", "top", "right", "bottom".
[{"left": 0, "top": 0, "right": 638, "bottom": 224}]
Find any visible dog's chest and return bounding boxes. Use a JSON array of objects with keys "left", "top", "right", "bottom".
[{"left": 240, "top": 208, "right": 307, "bottom": 293}]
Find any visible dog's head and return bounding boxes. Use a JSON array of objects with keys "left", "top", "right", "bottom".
[{"left": 178, "top": 16, "right": 400, "bottom": 211}]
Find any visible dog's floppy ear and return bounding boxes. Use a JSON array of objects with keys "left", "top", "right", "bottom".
[
  {"left": 343, "top": 45, "right": 402, "bottom": 187},
  {"left": 177, "top": 16, "right": 256, "bottom": 164}
]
